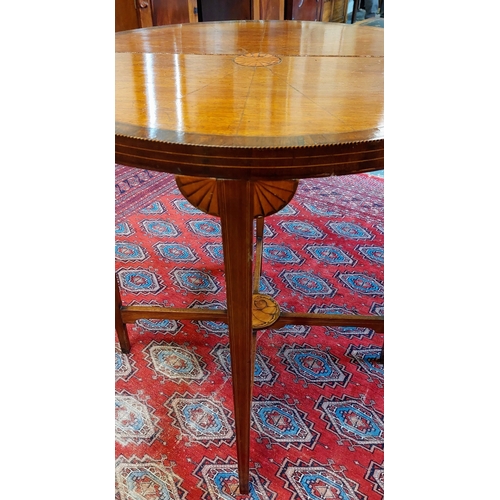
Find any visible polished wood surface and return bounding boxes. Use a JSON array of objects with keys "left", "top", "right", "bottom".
[
  {"left": 116, "top": 21, "right": 384, "bottom": 179},
  {"left": 116, "top": 21, "right": 383, "bottom": 494}
]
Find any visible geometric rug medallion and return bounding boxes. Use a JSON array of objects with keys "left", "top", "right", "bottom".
[{"left": 115, "top": 166, "right": 384, "bottom": 498}]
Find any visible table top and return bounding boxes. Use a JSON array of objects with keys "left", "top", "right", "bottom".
[{"left": 116, "top": 21, "right": 384, "bottom": 180}]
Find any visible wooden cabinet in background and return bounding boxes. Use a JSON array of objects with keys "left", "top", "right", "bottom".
[
  {"left": 328, "top": 0, "right": 349, "bottom": 22},
  {"left": 116, "top": 0, "right": 348, "bottom": 33},
  {"left": 153, "top": 0, "right": 198, "bottom": 25},
  {"left": 285, "top": 0, "right": 348, "bottom": 22},
  {"left": 197, "top": 0, "right": 285, "bottom": 21},
  {"left": 115, "top": 0, "right": 198, "bottom": 32},
  {"left": 116, "top": 0, "right": 153, "bottom": 32},
  {"left": 198, "top": 0, "right": 251, "bottom": 21},
  {"left": 258, "top": 0, "right": 285, "bottom": 20},
  {"left": 285, "top": 0, "right": 323, "bottom": 21}
]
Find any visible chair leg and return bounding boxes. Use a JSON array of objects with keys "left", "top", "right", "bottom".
[
  {"left": 351, "top": 0, "right": 360, "bottom": 23},
  {"left": 377, "top": 342, "right": 384, "bottom": 364},
  {"left": 115, "top": 277, "right": 131, "bottom": 353},
  {"left": 252, "top": 216, "right": 265, "bottom": 294}
]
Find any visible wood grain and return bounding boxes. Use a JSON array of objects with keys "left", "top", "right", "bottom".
[
  {"left": 115, "top": 0, "right": 141, "bottom": 32},
  {"left": 152, "top": 0, "right": 190, "bottom": 25},
  {"left": 259, "top": 0, "right": 285, "bottom": 19},
  {"left": 115, "top": 21, "right": 384, "bottom": 494},
  {"left": 175, "top": 176, "right": 298, "bottom": 217},
  {"left": 217, "top": 179, "right": 255, "bottom": 495},
  {"left": 115, "top": 277, "right": 131, "bottom": 353},
  {"left": 116, "top": 21, "right": 384, "bottom": 178}
]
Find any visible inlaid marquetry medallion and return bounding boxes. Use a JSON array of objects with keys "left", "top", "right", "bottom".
[
  {"left": 234, "top": 52, "right": 281, "bottom": 67},
  {"left": 252, "top": 293, "right": 280, "bottom": 330},
  {"left": 175, "top": 176, "right": 298, "bottom": 218}
]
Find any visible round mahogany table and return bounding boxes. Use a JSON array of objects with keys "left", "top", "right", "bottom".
[{"left": 115, "top": 20, "right": 384, "bottom": 495}]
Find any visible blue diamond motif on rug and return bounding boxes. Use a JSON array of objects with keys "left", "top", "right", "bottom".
[
  {"left": 337, "top": 272, "right": 384, "bottom": 296},
  {"left": 252, "top": 397, "right": 318, "bottom": 449},
  {"left": 195, "top": 458, "right": 275, "bottom": 500},
  {"left": 370, "top": 302, "right": 384, "bottom": 315},
  {"left": 279, "top": 221, "right": 325, "bottom": 239},
  {"left": 173, "top": 198, "right": 204, "bottom": 214},
  {"left": 327, "top": 221, "right": 373, "bottom": 240},
  {"left": 115, "top": 457, "right": 188, "bottom": 500},
  {"left": 166, "top": 393, "right": 234, "bottom": 446},
  {"left": 279, "top": 345, "right": 350, "bottom": 387},
  {"left": 315, "top": 396, "right": 384, "bottom": 451},
  {"left": 280, "top": 271, "right": 335, "bottom": 297},
  {"left": 155, "top": 243, "right": 199, "bottom": 262},
  {"left": 126, "top": 470, "right": 171, "bottom": 499},
  {"left": 115, "top": 242, "right": 147, "bottom": 261},
  {"left": 115, "top": 345, "right": 137, "bottom": 381},
  {"left": 257, "top": 276, "right": 279, "bottom": 297},
  {"left": 281, "top": 461, "right": 367, "bottom": 500},
  {"left": 144, "top": 342, "right": 208, "bottom": 384},
  {"left": 115, "top": 392, "right": 161, "bottom": 446},
  {"left": 170, "top": 269, "right": 220, "bottom": 294},
  {"left": 299, "top": 474, "right": 351, "bottom": 500},
  {"left": 202, "top": 243, "right": 224, "bottom": 261},
  {"left": 140, "top": 200, "right": 165, "bottom": 214},
  {"left": 115, "top": 221, "right": 132, "bottom": 235},
  {"left": 305, "top": 244, "right": 355, "bottom": 265},
  {"left": 141, "top": 219, "right": 180, "bottom": 237},
  {"left": 357, "top": 245, "right": 384, "bottom": 264},
  {"left": 182, "top": 403, "right": 224, "bottom": 434},
  {"left": 263, "top": 244, "right": 303, "bottom": 264},
  {"left": 117, "top": 269, "right": 164, "bottom": 294},
  {"left": 346, "top": 344, "right": 384, "bottom": 383},
  {"left": 365, "top": 460, "right": 384, "bottom": 495},
  {"left": 187, "top": 219, "right": 221, "bottom": 237}
]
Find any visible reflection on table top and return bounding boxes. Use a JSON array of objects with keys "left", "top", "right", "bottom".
[{"left": 116, "top": 20, "right": 384, "bottom": 179}]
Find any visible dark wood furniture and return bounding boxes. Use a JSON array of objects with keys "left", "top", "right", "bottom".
[
  {"left": 329, "top": 0, "right": 349, "bottom": 22},
  {"left": 285, "top": 0, "right": 323, "bottom": 21},
  {"left": 151, "top": 0, "right": 199, "bottom": 24},
  {"left": 198, "top": 0, "right": 252, "bottom": 21},
  {"left": 115, "top": 0, "right": 198, "bottom": 32},
  {"left": 115, "top": 0, "right": 153, "bottom": 31},
  {"left": 284, "top": 0, "right": 348, "bottom": 22},
  {"left": 115, "top": 20, "right": 384, "bottom": 494},
  {"left": 115, "top": 0, "right": 347, "bottom": 30}
]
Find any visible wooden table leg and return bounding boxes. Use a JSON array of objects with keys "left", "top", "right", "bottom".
[
  {"left": 115, "top": 277, "right": 131, "bottom": 354},
  {"left": 217, "top": 179, "right": 255, "bottom": 495}
]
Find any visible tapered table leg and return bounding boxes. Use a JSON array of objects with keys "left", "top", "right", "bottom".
[
  {"left": 217, "top": 179, "right": 255, "bottom": 495},
  {"left": 115, "top": 277, "right": 131, "bottom": 354}
]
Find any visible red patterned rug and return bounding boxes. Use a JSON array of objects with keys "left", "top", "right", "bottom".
[{"left": 115, "top": 164, "right": 384, "bottom": 499}]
